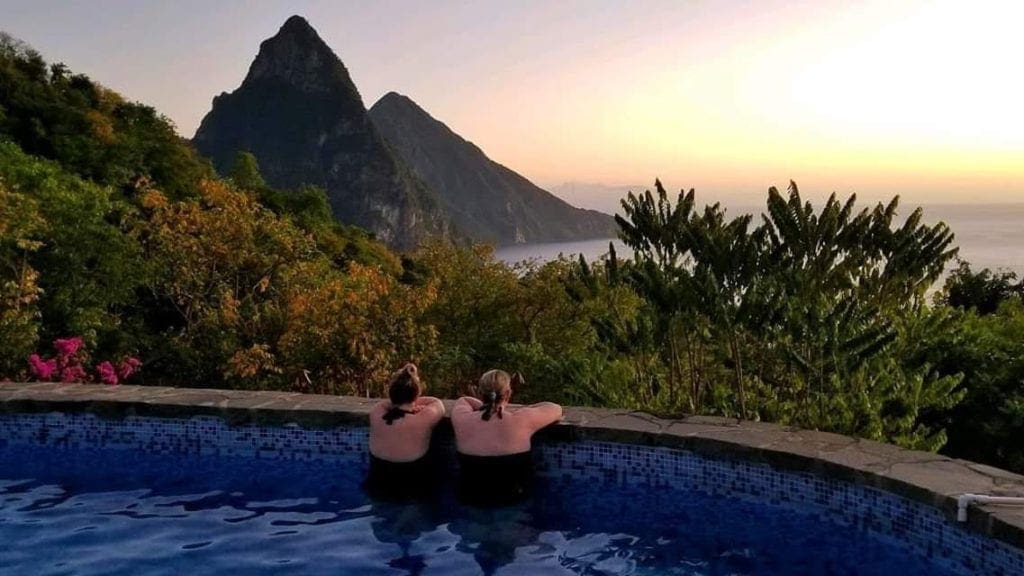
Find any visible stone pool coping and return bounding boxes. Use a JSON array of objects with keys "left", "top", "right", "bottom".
[{"left": 2, "top": 382, "right": 1023, "bottom": 551}]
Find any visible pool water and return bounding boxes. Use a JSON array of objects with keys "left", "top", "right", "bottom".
[{"left": 0, "top": 443, "right": 964, "bottom": 576}]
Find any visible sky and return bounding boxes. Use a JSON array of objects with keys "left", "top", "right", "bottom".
[{"left": 3, "top": 0, "right": 1023, "bottom": 206}]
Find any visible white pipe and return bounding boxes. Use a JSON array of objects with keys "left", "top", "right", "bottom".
[{"left": 957, "top": 493, "right": 1024, "bottom": 522}]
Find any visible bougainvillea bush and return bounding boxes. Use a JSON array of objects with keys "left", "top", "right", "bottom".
[{"left": 27, "top": 336, "right": 140, "bottom": 385}]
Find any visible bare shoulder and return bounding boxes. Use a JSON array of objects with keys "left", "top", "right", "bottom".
[
  {"left": 420, "top": 396, "right": 445, "bottom": 411},
  {"left": 417, "top": 396, "right": 446, "bottom": 420},
  {"left": 452, "top": 396, "right": 478, "bottom": 414}
]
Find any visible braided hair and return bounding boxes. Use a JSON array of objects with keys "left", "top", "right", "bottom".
[
  {"left": 477, "top": 369, "right": 523, "bottom": 421},
  {"left": 383, "top": 363, "right": 421, "bottom": 425},
  {"left": 480, "top": 389, "right": 502, "bottom": 421}
]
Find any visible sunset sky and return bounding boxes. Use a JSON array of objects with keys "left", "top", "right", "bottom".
[{"left": 5, "top": 0, "right": 1022, "bottom": 205}]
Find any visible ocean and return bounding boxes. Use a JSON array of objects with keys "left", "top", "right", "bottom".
[{"left": 495, "top": 204, "right": 1024, "bottom": 279}]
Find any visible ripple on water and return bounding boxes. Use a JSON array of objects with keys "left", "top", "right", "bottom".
[{"left": 0, "top": 443, "right": 973, "bottom": 576}]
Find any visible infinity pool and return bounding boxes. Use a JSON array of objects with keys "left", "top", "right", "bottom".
[{"left": 1, "top": 439, "right": 969, "bottom": 576}]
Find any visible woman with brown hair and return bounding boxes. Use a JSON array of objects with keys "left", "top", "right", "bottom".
[
  {"left": 451, "top": 369, "right": 563, "bottom": 505},
  {"left": 366, "top": 363, "right": 445, "bottom": 499}
]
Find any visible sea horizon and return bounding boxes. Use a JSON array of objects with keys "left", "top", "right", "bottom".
[{"left": 497, "top": 201, "right": 1024, "bottom": 278}]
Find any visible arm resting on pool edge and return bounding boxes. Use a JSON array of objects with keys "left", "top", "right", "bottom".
[
  {"left": 415, "top": 396, "right": 446, "bottom": 423},
  {"left": 520, "top": 402, "right": 563, "bottom": 432}
]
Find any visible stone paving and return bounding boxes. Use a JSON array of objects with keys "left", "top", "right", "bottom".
[{"left": 1, "top": 381, "right": 1022, "bottom": 550}]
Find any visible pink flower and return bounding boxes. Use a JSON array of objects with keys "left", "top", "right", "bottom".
[
  {"left": 54, "top": 337, "right": 83, "bottom": 359},
  {"left": 96, "top": 361, "right": 118, "bottom": 385},
  {"left": 117, "top": 357, "right": 142, "bottom": 380},
  {"left": 60, "top": 364, "right": 88, "bottom": 383},
  {"left": 28, "top": 354, "right": 57, "bottom": 381}
]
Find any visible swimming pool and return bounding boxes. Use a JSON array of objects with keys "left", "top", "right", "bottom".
[{"left": 2, "top": 408, "right": 1022, "bottom": 575}]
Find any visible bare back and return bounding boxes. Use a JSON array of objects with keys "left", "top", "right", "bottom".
[
  {"left": 368, "top": 397, "right": 445, "bottom": 462},
  {"left": 451, "top": 397, "right": 562, "bottom": 456}
]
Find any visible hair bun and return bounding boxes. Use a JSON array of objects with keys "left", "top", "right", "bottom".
[
  {"left": 511, "top": 371, "right": 525, "bottom": 387},
  {"left": 404, "top": 363, "right": 418, "bottom": 376}
]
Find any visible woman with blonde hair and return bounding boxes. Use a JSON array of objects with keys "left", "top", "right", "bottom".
[
  {"left": 366, "top": 363, "right": 445, "bottom": 499},
  {"left": 451, "top": 369, "right": 563, "bottom": 505}
]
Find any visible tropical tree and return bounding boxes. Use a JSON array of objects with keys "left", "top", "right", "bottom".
[{"left": 612, "top": 180, "right": 962, "bottom": 447}]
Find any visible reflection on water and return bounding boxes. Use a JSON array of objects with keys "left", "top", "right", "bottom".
[{"left": 0, "top": 443, "right": 966, "bottom": 576}]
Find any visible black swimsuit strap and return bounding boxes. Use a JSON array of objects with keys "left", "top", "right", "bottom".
[{"left": 382, "top": 406, "right": 412, "bottom": 425}]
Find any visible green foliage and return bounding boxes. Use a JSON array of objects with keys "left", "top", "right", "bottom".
[
  {"left": 0, "top": 32, "right": 211, "bottom": 197},
  {"left": 260, "top": 184, "right": 401, "bottom": 275},
  {"left": 911, "top": 298, "right": 1024, "bottom": 471},
  {"left": 414, "top": 241, "right": 521, "bottom": 395},
  {"left": 0, "top": 141, "right": 145, "bottom": 361},
  {"left": 133, "top": 179, "right": 432, "bottom": 392},
  {"left": 413, "top": 242, "right": 632, "bottom": 404},
  {"left": 226, "top": 150, "right": 400, "bottom": 275},
  {"left": 0, "top": 36, "right": 405, "bottom": 390},
  {"left": 613, "top": 180, "right": 960, "bottom": 448},
  {"left": 941, "top": 260, "right": 1021, "bottom": 314},
  {"left": 229, "top": 151, "right": 266, "bottom": 190},
  {"left": 0, "top": 176, "right": 43, "bottom": 375}
]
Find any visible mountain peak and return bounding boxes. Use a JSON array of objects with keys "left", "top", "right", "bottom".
[
  {"left": 241, "top": 15, "right": 358, "bottom": 98},
  {"left": 279, "top": 15, "right": 315, "bottom": 36},
  {"left": 193, "top": 17, "right": 451, "bottom": 249},
  {"left": 378, "top": 91, "right": 415, "bottom": 106},
  {"left": 369, "top": 93, "right": 617, "bottom": 244},
  {"left": 372, "top": 91, "right": 430, "bottom": 118}
]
